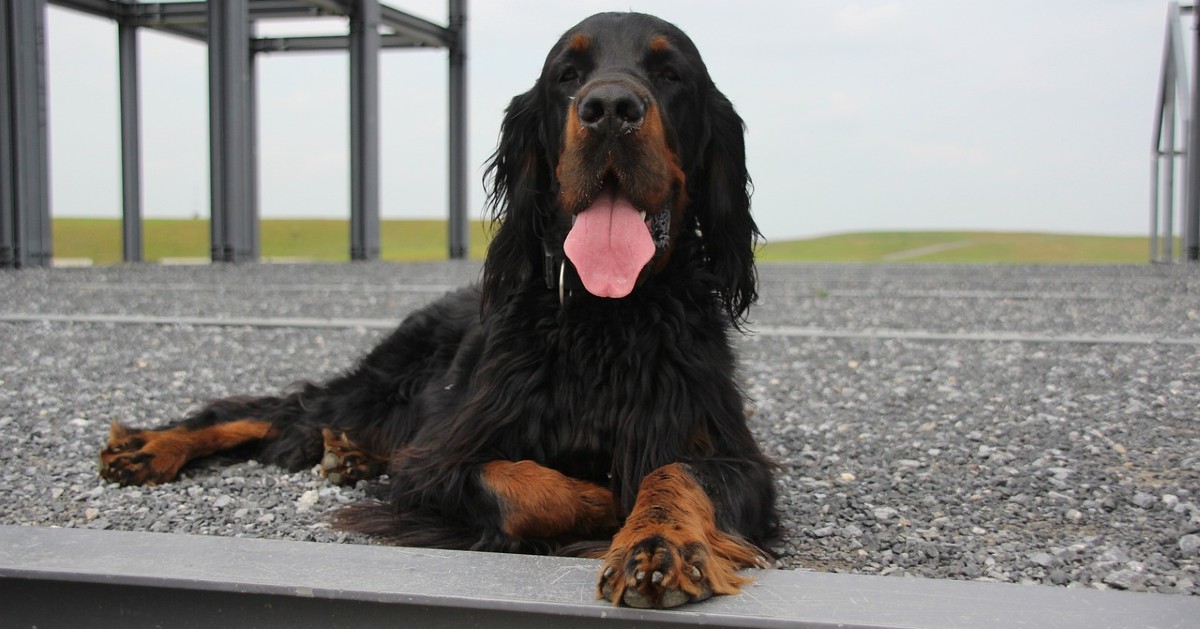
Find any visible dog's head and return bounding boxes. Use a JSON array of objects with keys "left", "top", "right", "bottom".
[{"left": 484, "top": 12, "right": 759, "bottom": 324}]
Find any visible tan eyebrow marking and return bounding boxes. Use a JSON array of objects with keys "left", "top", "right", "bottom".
[
  {"left": 649, "top": 35, "right": 671, "bottom": 53},
  {"left": 570, "top": 34, "right": 590, "bottom": 51}
]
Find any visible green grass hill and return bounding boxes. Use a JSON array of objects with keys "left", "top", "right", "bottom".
[{"left": 50, "top": 218, "right": 1154, "bottom": 265}]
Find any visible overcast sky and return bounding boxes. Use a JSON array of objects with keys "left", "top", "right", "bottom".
[{"left": 45, "top": 1, "right": 1171, "bottom": 240}]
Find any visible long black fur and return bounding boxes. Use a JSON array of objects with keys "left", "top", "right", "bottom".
[{"left": 131, "top": 12, "right": 778, "bottom": 555}]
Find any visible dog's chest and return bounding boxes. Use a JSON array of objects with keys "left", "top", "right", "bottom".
[{"left": 542, "top": 310, "right": 679, "bottom": 430}]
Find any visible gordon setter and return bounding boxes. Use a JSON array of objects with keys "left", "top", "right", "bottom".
[{"left": 99, "top": 12, "right": 778, "bottom": 609}]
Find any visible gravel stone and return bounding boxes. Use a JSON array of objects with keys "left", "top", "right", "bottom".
[
  {"left": 872, "top": 507, "right": 901, "bottom": 523},
  {"left": 1048, "top": 569, "right": 1071, "bottom": 585},
  {"left": 2, "top": 263, "right": 1198, "bottom": 595},
  {"left": 1028, "top": 552, "right": 1058, "bottom": 568},
  {"left": 1132, "top": 492, "right": 1157, "bottom": 509},
  {"left": 1104, "top": 569, "right": 1147, "bottom": 592},
  {"left": 1181, "top": 535, "right": 1200, "bottom": 557}
]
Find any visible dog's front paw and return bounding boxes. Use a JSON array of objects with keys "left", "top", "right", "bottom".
[
  {"left": 599, "top": 533, "right": 719, "bottom": 608},
  {"left": 597, "top": 464, "right": 770, "bottom": 608}
]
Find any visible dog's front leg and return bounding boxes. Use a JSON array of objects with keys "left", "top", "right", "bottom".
[
  {"left": 480, "top": 460, "right": 618, "bottom": 541},
  {"left": 598, "top": 463, "right": 769, "bottom": 608}
]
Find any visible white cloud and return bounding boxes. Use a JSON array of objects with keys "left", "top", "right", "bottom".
[
  {"left": 826, "top": 90, "right": 865, "bottom": 118},
  {"left": 904, "top": 141, "right": 990, "bottom": 169},
  {"left": 833, "top": 2, "right": 905, "bottom": 35}
]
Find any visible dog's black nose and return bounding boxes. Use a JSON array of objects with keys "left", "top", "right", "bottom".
[{"left": 578, "top": 83, "right": 645, "bottom": 136}]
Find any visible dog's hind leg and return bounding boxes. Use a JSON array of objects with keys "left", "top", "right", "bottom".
[
  {"left": 98, "top": 393, "right": 317, "bottom": 486},
  {"left": 99, "top": 289, "right": 483, "bottom": 487}
]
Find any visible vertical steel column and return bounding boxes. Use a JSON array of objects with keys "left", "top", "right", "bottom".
[
  {"left": 1151, "top": 154, "right": 1161, "bottom": 262},
  {"left": 447, "top": 0, "right": 468, "bottom": 260},
  {"left": 1, "top": 2, "right": 13, "bottom": 268},
  {"left": 1164, "top": 89, "right": 1177, "bottom": 262},
  {"left": 207, "top": 0, "right": 226, "bottom": 262},
  {"left": 208, "top": 0, "right": 254, "bottom": 263},
  {"left": 2, "top": 0, "right": 52, "bottom": 268},
  {"left": 118, "top": 19, "right": 142, "bottom": 263},
  {"left": 349, "top": 0, "right": 380, "bottom": 261},
  {"left": 1187, "top": 7, "right": 1200, "bottom": 261},
  {"left": 247, "top": 49, "right": 260, "bottom": 260}
]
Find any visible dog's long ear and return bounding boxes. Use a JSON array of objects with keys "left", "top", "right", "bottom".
[
  {"left": 481, "top": 89, "right": 551, "bottom": 316},
  {"left": 695, "top": 88, "right": 760, "bottom": 327}
]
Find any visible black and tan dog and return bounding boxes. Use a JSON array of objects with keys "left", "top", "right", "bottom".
[{"left": 101, "top": 12, "right": 777, "bottom": 609}]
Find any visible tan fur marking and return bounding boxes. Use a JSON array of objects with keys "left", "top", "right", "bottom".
[
  {"left": 482, "top": 460, "right": 617, "bottom": 540},
  {"left": 633, "top": 101, "right": 688, "bottom": 212},
  {"left": 556, "top": 104, "right": 590, "bottom": 213},
  {"left": 570, "top": 33, "right": 590, "bottom": 51},
  {"left": 189, "top": 420, "right": 277, "bottom": 456},
  {"left": 649, "top": 35, "right": 671, "bottom": 53}
]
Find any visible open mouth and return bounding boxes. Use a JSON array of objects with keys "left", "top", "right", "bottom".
[
  {"left": 563, "top": 174, "right": 672, "bottom": 299},
  {"left": 578, "top": 175, "right": 673, "bottom": 246}
]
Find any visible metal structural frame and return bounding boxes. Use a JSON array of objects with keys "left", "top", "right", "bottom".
[
  {"left": 1152, "top": 0, "right": 1200, "bottom": 263},
  {"left": 3, "top": 0, "right": 468, "bottom": 267}
]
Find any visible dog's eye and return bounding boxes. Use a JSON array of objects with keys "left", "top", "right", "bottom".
[
  {"left": 559, "top": 66, "right": 579, "bottom": 83},
  {"left": 656, "top": 67, "right": 680, "bottom": 83}
]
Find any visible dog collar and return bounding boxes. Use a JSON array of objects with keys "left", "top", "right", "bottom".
[{"left": 544, "top": 242, "right": 573, "bottom": 306}]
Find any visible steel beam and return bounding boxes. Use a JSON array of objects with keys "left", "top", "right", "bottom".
[
  {"left": 109, "top": 0, "right": 446, "bottom": 56},
  {"left": 208, "top": 0, "right": 256, "bottom": 262},
  {"left": 297, "top": 0, "right": 349, "bottom": 15},
  {"left": 118, "top": 19, "right": 143, "bottom": 262},
  {"left": 247, "top": 0, "right": 341, "bottom": 18},
  {"left": 1, "top": 0, "right": 13, "bottom": 268},
  {"left": 349, "top": 0, "right": 380, "bottom": 261},
  {"left": 253, "top": 33, "right": 425, "bottom": 53},
  {"left": 124, "top": 1, "right": 342, "bottom": 27},
  {"left": 48, "top": 0, "right": 451, "bottom": 45},
  {"left": 146, "top": 22, "right": 208, "bottom": 43},
  {"left": 302, "top": 0, "right": 452, "bottom": 47},
  {"left": 378, "top": 3, "right": 452, "bottom": 47},
  {"left": 447, "top": 0, "right": 468, "bottom": 259},
  {"left": 2, "top": 0, "right": 52, "bottom": 268},
  {"left": 2, "top": 526, "right": 1198, "bottom": 629},
  {"left": 46, "top": 0, "right": 123, "bottom": 22}
]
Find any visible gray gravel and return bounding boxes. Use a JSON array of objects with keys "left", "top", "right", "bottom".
[{"left": 1, "top": 262, "right": 1197, "bottom": 595}]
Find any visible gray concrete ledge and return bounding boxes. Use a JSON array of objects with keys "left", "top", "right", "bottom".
[{"left": 1, "top": 525, "right": 1196, "bottom": 629}]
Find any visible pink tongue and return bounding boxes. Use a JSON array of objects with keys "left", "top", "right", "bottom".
[{"left": 563, "top": 189, "right": 655, "bottom": 298}]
